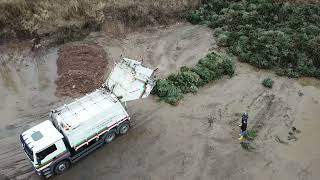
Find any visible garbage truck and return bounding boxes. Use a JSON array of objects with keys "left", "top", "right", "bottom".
[{"left": 19, "top": 58, "right": 156, "bottom": 178}]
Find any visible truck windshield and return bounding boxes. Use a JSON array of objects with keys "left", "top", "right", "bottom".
[{"left": 20, "top": 134, "right": 34, "bottom": 162}]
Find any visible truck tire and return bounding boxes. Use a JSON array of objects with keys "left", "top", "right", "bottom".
[
  {"left": 104, "top": 130, "right": 116, "bottom": 144},
  {"left": 118, "top": 121, "right": 130, "bottom": 135},
  {"left": 54, "top": 160, "right": 70, "bottom": 174}
]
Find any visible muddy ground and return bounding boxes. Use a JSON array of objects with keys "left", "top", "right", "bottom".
[{"left": 0, "top": 23, "right": 320, "bottom": 180}]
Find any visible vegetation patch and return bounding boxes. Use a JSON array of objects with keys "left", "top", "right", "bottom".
[
  {"left": 241, "top": 129, "right": 257, "bottom": 151},
  {"left": 188, "top": 0, "right": 320, "bottom": 79},
  {"left": 152, "top": 51, "right": 235, "bottom": 105},
  {"left": 262, "top": 78, "right": 274, "bottom": 88},
  {"left": 244, "top": 129, "right": 258, "bottom": 141}
]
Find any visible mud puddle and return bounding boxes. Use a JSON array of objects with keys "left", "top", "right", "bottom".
[
  {"left": 298, "top": 77, "right": 320, "bottom": 89},
  {"left": 0, "top": 47, "right": 62, "bottom": 179}
]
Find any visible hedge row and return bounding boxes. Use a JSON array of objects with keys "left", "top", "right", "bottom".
[
  {"left": 187, "top": 0, "right": 320, "bottom": 78},
  {"left": 152, "top": 52, "right": 235, "bottom": 105}
]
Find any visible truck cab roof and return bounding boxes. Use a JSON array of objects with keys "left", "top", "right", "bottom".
[{"left": 21, "top": 120, "right": 63, "bottom": 153}]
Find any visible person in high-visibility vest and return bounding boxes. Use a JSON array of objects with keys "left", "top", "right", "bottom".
[{"left": 239, "top": 112, "right": 248, "bottom": 140}]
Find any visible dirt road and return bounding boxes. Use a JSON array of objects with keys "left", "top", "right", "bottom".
[{"left": 0, "top": 23, "right": 319, "bottom": 180}]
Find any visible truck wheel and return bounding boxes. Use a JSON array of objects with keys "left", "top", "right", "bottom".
[
  {"left": 118, "top": 121, "right": 130, "bottom": 135},
  {"left": 54, "top": 160, "right": 70, "bottom": 174},
  {"left": 104, "top": 130, "right": 116, "bottom": 144}
]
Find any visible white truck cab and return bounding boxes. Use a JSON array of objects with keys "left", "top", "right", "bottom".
[
  {"left": 20, "top": 58, "right": 156, "bottom": 178},
  {"left": 20, "top": 120, "right": 68, "bottom": 173}
]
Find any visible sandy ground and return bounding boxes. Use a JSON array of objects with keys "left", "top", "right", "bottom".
[{"left": 0, "top": 22, "right": 319, "bottom": 180}]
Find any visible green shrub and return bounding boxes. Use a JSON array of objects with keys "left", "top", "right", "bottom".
[
  {"left": 308, "top": 36, "right": 320, "bottom": 68},
  {"left": 192, "top": 64, "right": 215, "bottom": 84},
  {"left": 244, "top": 129, "right": 257, "bottom": 140},
  {"left": 262, "top": 78, "right": 274, "bottom": 88},
  {"left": 219, "top": 53, "right": 236, "bottom": 76},
  {"left": 153, "top": 51, "right": 235, "bottom": 105},
  {"left": 188, "top": 0, "right": 320, "bottom": 79},
  {"left": 197, "top": 52, "right": 235, "bottom": 79},
  {"left": 187, "top": 10, "right": 202, "bottom": 24},
  {"left": 168, "top": 71, "right": 202, "bottom": 93},
  {"left": 152, "top": 80, "right": 183, "bottom": 105},
  {"left": 217, "top": 33, "right": 230, "bottom": 47}
]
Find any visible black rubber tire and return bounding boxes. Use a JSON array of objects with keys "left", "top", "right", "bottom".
[
  {"left": 118, "top": 121, "right": 130, "bottom": 135},
  {"left": 104, "top": 130, "right": 116, "bottom": 144},
  {"left": 54, "top": 160, "right": 70, "bottom": 174}
]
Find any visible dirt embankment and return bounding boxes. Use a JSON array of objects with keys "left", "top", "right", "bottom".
[
  {"left": 0, "top": 0, "right": 203, "bottom": 42},
  {"left": 55, "top": 43, "right": 108, "bottom": 97}
]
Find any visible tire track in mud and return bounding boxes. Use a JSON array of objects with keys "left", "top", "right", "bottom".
[
  {"left": 0, "top": 138, "right": 33, "bottom": 179},
  {"left": 249, "top": 93, "right": 296, "bottom": 142}
]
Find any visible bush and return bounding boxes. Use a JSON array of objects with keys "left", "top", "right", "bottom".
[
  {"left": 153, "top": 51, "right": 235, "bottom": 105},
  {"left": 191, "top": 64, "right": 215, "bottom": 84},
  {"left": 188, "top": 0, "right": 320, "bottom": 79},
  {"left": 168, "top": 71, "right": 202, "bottom": 93},
  {"left": 262, "top": 78, "right": 274, "bottom": 88},
  {"left": 152, "top": 80, "right": 183, "bottom": 105},
  {"left": 244, "top": 129, "right": 257, "bottom": 141}
]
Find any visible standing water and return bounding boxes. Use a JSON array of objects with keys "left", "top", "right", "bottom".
[{"left": 0, "top": 47, "right": 61, "bottom": 179}]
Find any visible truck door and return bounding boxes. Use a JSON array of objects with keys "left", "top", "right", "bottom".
[
  {"left": 34, "top": 140, "right": 67, "bottom": 170},
  {"left": 105, "top": 57, "right": 156, "bottom": 102}
]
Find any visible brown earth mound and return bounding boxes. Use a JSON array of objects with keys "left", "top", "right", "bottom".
[{"left": 55, "top": 43, "right": 108, "bottom": 97}]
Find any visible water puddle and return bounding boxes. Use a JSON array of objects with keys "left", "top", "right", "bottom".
[
  {"left": 298, "top": 77, "right": 320, "bottom": 89},
  {"left": 0, "top": 48, "right": 59, "bottom": 135}
]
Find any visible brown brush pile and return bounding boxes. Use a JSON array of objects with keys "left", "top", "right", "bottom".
[{"left": 55, "top": 43, "right": 108, "bottom": 97}]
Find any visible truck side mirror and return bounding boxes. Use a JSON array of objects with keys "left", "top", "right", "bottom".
[
  {"left": 36, "top": 155, "right": 44, "bottom": 163},
  {"left": 36, "top": 156, "right": 41, "bottom": 165}
]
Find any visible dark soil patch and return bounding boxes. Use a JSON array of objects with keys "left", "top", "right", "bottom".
[{"left": 55, "top": 43, "right": 108, "bottom": 97}]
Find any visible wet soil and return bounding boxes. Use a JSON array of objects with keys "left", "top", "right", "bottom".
[
  {"left": 0, "top": 22, "right": 320, "bottom": 180},
  {"left": 0, "top": 47, "right": 61, "bottom": 179},
  {"left": 55, "top": 43, "right": 108, "bottom": 97}
]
